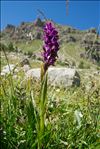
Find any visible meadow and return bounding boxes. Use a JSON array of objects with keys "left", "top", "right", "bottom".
[
  {"left": 1, "top": 21, "right": 100, "bottom": 149},
  {"left": 0, "top": 50, "right": 100, "bottom": 149}
]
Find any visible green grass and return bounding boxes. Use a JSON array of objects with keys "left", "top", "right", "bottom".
[
  {"left": 58, "top": 42, "right": 97, "bottom": 68},
  {"left": 1, "top": 40, "right": 100, "bottom": 148},
  {"left": 15, "top": 40, "right": 42, "bottom": 53},
  {"left": 1, "top": 39, "right": 98, "bottom": 70},
  {"left": 1, "top": 66, "right": 100, "bottom": 149}
]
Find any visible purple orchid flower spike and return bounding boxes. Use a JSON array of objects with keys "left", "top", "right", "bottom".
[{"left": 42, "top": 22, "right": 59, "bottom": 73}]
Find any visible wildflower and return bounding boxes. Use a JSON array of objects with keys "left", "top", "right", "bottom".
[{"left": 42, "top": 22, "right": 59, "bottom": 72}]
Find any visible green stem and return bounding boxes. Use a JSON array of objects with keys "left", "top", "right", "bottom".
[{"left": 38, "top": 67, "right": 47, "bottom": 149}]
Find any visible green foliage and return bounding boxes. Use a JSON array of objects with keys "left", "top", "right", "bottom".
[
  {"left": 57, "top": 60, "right": 65, "bottom": 66},
  {"left": 1, "top": 72, "right": 100, "bottom": 149},
  {"left": 38, "top": 72, "right": 48, "bottom": 149},
  {"left": 8, "top": 42, "right": 15, "bottom": 52},
  {"left": 1, "top": 20, "right": 100, "bottom": 149},
  {"left": 78, "top": 61, "right": 84, "bottom": 69},
  {"left": 0, "top": 51, "right": 100, "bottom": 149},
  {"left": 0, "top": 42, "right": 8, "bottom": 51},
  {"left": 0, "top": 42, "right": 15, "bottom": 52},
  {"left": 78, "top": 60, "right": 90, "bottom": 69}
]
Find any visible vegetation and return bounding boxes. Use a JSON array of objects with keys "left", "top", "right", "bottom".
[
  {"left": 0, "top": 69, "right": 100, "bottom": 149},
  {"left": 0, "top": 47, "right": 100, "bottom": 148},
  {"left": 0, "top": 19, "right": 100, "bottom": 149},
  {"left": 0, "top": 42, "right": 15, "bottom": 52},
  {"left": 78, "top": 61, "right": 90, "bottom": 69}
]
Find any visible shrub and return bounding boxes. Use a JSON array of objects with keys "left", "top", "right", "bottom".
[
  {"left": 78, "top": 61, "right": 84, "bottom": 69},
  {"left": 7, "top": 42, "right": 15, "bottom": 52},
  {"left": 78, "top": 61, "right": 90, "bottom": 69},
  {"left": 0, "top": 43, "right": 7, "bottom": 51}
]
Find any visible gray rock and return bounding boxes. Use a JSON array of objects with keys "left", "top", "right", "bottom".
[
  {"left": 22, "top": 64, "right": 30, "bottom": 72},
  {"left": 1, "top": 64, "right": 18, "bottom": 76},
  {"left": 1, "top": 63, "right": 31, "bottom": 76},
  {"left": 81, "top": 33, "right": 96, "bottom": 45},
  {"left": 26, "top": 67, "right": 80, "bottom": 87}
]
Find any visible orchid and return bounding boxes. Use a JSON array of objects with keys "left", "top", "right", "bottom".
[{"left": 42, "top": 22, "right": 59, "bottom": 72}]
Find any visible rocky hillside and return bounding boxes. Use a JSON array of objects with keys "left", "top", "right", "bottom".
[
  {"left": 1, "top": 18, "right": 99, "bottom": 42},
  {"left": 1, "top": 18, "right": 100, "bottom": 66}
]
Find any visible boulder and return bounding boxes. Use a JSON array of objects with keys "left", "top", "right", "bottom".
[
  {"left": 22, "top": 64, "right": 30, "bottom": 72},
  {"left": 26, "top": 68, "right": 80, "bottom": 87},
  {"left": 1, "top": 63, "right": 30, "bottom": 76},
  {"left": 1, "top": 64, "right": 17, "bottom": 76}
]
